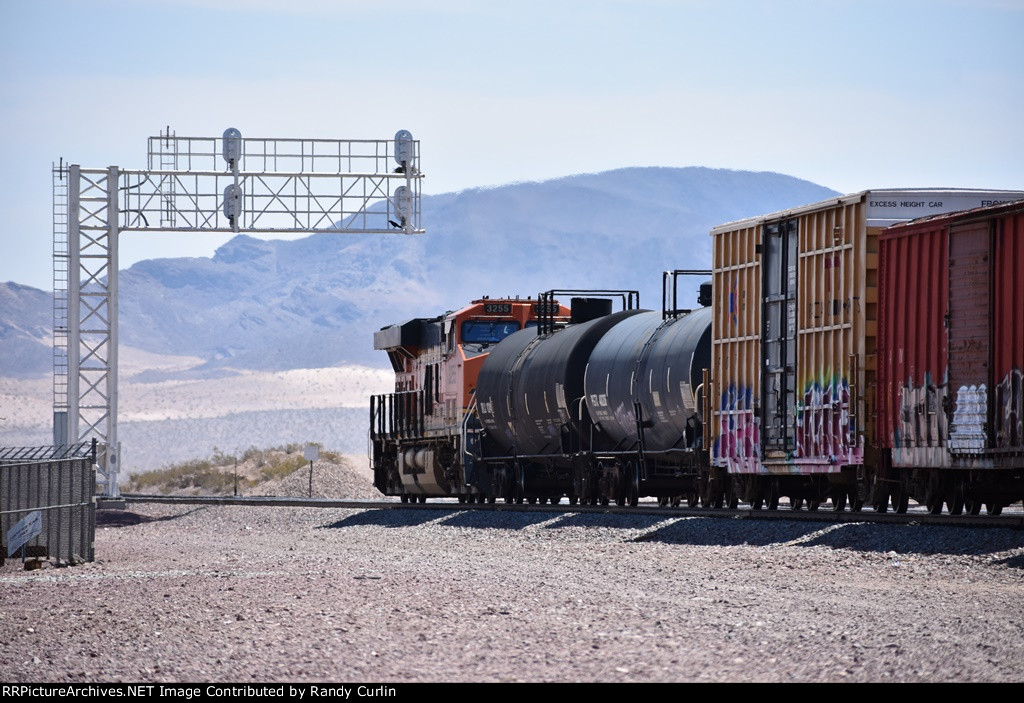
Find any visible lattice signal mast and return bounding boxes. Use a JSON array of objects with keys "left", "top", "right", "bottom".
[{"left": 52, "top": 128, "right": 423, "bottom": 497}]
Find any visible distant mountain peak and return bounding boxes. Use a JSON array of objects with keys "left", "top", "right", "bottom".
[{"left": 2, "top": 168, "right": 839, "bottom": 378}]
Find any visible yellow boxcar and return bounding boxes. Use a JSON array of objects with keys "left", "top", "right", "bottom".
[{"left": 708, "top": 189, "right": 1024, "bottom": 508}]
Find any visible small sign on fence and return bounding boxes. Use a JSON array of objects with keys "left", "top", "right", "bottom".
[{"left": 7, "top": 510, "right": 42, "bottom": 557}]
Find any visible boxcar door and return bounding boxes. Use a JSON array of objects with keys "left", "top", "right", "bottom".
[
  {"left": 947, "top": 221, "right": 992, "bottom": 455},
  {"left": 761, "top": 220, "right": 799, "bottom": 453}
]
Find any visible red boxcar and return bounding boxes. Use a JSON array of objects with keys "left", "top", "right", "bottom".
[{"left": 877, "top": 199, "right": 1024, "bottom": 514}]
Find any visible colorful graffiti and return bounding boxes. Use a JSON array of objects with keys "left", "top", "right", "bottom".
[
  {"left": 995, "top": 369, "right": 1023, "bottom": 450},
  {"left": 713, "top": 383, "right": 759, "bottom": 471},
  {"left": 949, "top": 384, "right": 988, "bottom": 454},
  {"left": 894, "top": 372, "right": 949, "bottom": 450},
  {"left": 795, "top": 374, "right": 862, "bottom": 464}
]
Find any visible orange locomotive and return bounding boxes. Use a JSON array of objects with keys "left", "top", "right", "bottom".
[{"left": 370, "top": 297, "right": 569, "bottom": 502}]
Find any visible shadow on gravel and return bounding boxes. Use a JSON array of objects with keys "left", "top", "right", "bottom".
[
  {"left": 995, "top": 553, "right": 1024, "bottom": 570},
  {"left": 319, "top": 509, "right": 444, "bottom": 529},
  {"left": 648, "top": 517, "right": 817, "bottom": 547},
  {"left": 549, "top": 512, "right": 671, "bottom": 531},
  {"left": 96, "top": 507, "right": 207, "bottom": 528},
  {"left": 439, "top": 511, "right": 557, "bottom": 529},
  {"left": 647, "top": 518, "right": 1024, "bottom": 557}
]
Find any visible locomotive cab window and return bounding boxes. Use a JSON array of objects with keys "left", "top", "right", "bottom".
[{"left": 461, "top": 320, "right": 521, "bottom": 344}]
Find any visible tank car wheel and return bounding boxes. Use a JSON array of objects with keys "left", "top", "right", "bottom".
[
  {"left": 550, "top": 496, "right": 561, "bottom": 505},
  {"left": 569, "top": 495, "right": 578, "bottom": 506},
  {"left": 790, "top": 497, "right": 803, "bottom": 511},
  {"left": 806, "top": 499, "right": 820, "bottom": 512},
  {"left": 985, "top": 502, "right": 1003, "bottom": 516},
  {"left": 657, "top": 496, "right": 668, "bottom": 507},
  {"left": 487, "top": 495, "right": 496, "bottom": 504},
  {"left": 418, "top": 495, "right": 427, "bottom": 504}
]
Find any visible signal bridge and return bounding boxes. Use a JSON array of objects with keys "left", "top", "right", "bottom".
[{"left": 52, "top": 128, "right": 424, "bottom": 497}]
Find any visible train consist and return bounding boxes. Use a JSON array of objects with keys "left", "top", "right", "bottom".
[{"left": 370, "top": 190, "right": 1024, "bottom": 513}]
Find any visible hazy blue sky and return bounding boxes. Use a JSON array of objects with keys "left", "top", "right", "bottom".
[{"left": 2, "top": 0, "right": 1022, "bottom": 291}]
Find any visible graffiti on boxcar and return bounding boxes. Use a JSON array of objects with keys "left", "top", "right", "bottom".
[
  {"left": 894, "top": 373, "right": 949, "bottom": 450},
  {"left": 995, "top": 368, "right": 1023, "bottom": 450},
  {"left": 795, "top": 374, "right": 862, "bottom": 463},
  {"left": 714, "top": 383, "right": 759, "bottom": 471},
  {"left": 949, "top": 383, "right": 988, "bottom": 454}
]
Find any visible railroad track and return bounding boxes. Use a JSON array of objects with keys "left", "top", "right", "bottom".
[{"left": 118, "top": 493, "right": 1024, "bottom": 529}]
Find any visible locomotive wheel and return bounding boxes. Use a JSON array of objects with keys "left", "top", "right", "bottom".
[
  {"left": 790, "top": 497, "right": 803, "bottom": 511},
  {"left": 807, "top": 499, "right": 820, "bottom": 512},
  {"left": 600, "top": 496, "right": 610, "bottom": 506},
  {"left": 687, "top": 492, "right": 699, "bottom": 508},
  {"left": 657, "top": 496, "right": 668, "bottom": 507},
  {"left": 965, "top": 499, "right": 981, "bottom": 515},
  {"left": 550, "top": 496, "right": 561, "bottom": 505},
  {"left": 527, "top": 496, "right": 536, "bottom": 505},
  {"left": 569, "top": 495, "right": 578, "bottom": 506}
]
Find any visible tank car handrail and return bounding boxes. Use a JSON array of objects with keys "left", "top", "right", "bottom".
[
  {"left": 662, "top": 269, "right": 711, "bottom": 320},
  {"left": 537, "top": 289, "right": 640, "bottom": 334}
]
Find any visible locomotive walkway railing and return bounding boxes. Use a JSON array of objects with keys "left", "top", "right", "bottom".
[{"left": 370, "top": 391, "right": 425, "bottom": 440}]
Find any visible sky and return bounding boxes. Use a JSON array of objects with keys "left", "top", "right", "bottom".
[{"left": 1, "top": 0, "right": 1022, "bottom": 292}]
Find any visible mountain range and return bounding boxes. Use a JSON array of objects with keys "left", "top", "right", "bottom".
[{"left": 1, "top": 167, "right": 839, "bottom": 380}]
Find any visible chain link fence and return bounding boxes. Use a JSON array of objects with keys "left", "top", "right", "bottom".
[{"left": 1, "top": 442, "right": 96, "bottom": 567}]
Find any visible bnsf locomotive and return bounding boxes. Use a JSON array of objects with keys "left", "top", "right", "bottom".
[{"left": 371, "top": 190, "right": 1024, "bottom": 513}]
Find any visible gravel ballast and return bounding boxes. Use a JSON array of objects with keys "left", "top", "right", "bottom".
[{"left": 2, "top": 503, "right": 1022, "bottom": 683}]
